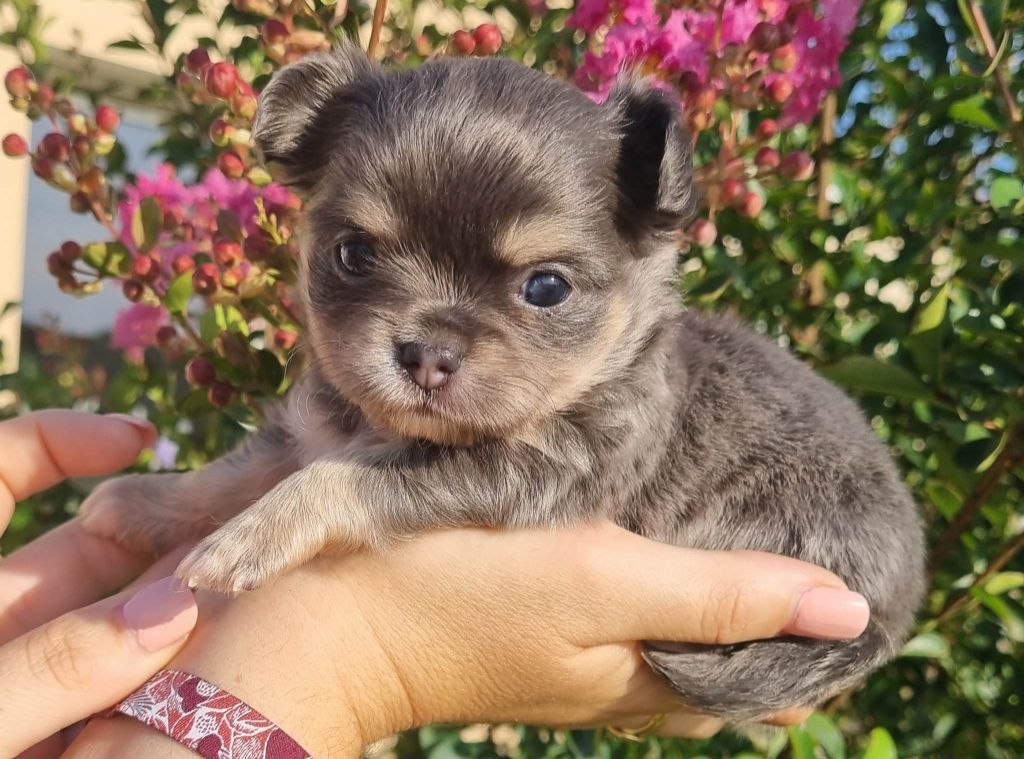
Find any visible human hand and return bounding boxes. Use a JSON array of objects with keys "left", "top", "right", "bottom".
[
  {"left": 72, "top": 522, "right": 868, "bottom": 758},
  {"left": 0, "top": 411, "right": 199, "bottom": 759}
]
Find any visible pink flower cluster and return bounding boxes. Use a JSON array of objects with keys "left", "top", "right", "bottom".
[{"left": 571, "top": 0, "right": 861, "bottom": 125}]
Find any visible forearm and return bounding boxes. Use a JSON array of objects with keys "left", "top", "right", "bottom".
[{"left": 67, "top": 557, "right": 411, "bottom": 759}]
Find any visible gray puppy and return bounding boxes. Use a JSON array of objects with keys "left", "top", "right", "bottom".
[{"left": 81, "top": 42, "right": 925, "bottom": 720}]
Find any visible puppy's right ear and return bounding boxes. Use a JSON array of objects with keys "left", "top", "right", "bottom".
[{"left": 252, "top": 41, "right": 376, "bottom": 189}]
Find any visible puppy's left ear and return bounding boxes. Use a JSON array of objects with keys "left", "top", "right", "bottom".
[
  {"left": 605, "top": 79, "right": 697, "bottom": 240},
  {"left": 252, "top": 40, "right": 377, "bottom": 189}
]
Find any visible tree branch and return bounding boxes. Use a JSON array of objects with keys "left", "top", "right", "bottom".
[{"left": 966, "top": 1, "right": 1024, "bottom": 162}]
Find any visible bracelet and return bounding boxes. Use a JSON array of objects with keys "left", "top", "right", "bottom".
[{"left": 103, "top": 669, "right": 312, "bottom": 759}]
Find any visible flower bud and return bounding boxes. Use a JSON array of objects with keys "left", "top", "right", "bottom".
[
  {"left": 218, "top": 150, "right": 246, "bottom": 179},
  {"left": 771, "top": 43, "right": 798, "bottom": 73},
  {"left": 209, "top": 118, "right": 234, "bottom": 147},
  {"left": 720, "top": 178, "right": 746, "bottom": 206},
  {"left": 186, "top": 47, "right": 212, "bottom": 73},
  {"left": 156, "top": 325, "right": 178, "bottom": 346},
  {"left": 262, "top": 19, "right": 290, "bottom": 45},
  {"left": 59, "top": 241, "right": 82, "bottom": 263},
  {"left": 220, "top": 267, "right": 243, "bottom": 289},
  {"left": 2, "top": 133, "right": 27, "bottom": 157},
  {"left": 739, "top": 192, "right": 765, "bottom": 217},
  {"left": 756, "top": 119, "right": 779, "bottom": 140},
  {"left": 208, "top": 381, "right": 236, "bottom": 407},
  {"left": 450, "top": 30, "right": 476, "bottom": 56},
  {"left": 52, "top": 164, "right": 78, "bottom": 192},
  {"left": 768, "top": 77, "right": 794, "bottom": 104},
  {"left": 39, "top": 132, "right": 70, "bottom": 162},
  {"left": 94, "top": 132, "right": 117, "bottom": 156},
  {"left": 473, "top": 24, "right": 503, "bottom": 56},
  {"left": 205, "top": 62, "right": 240, "bottom": 98},
  {"left": 274, "top": 329, "right": 298, "bottom": 351},
  {"left": 69, "top": 192, "right": 91, "bottom": 214},
  {"left": 132, "top": 255, "right": 159, "bottom": 282},
  {"left": 213, "top": 239, "right": 243, "bottom": 267},
  {"left": 749, "top": 22, "right": 782, "bottom": 52},
  {"left": 47, "top": 252, "right": 70, "bottom": 276},
  {"left": 688, "top": 219, "right": 718, "bottom": 247},
  {"left": 79, "top": 167, "right": 106, "bottom": 195},
  {"left": 95, "top": 104, "right": 120, "bottom": 132},
  {"left": 122, "top": 279, "right": 145, "bottom": 302},
  {"left": 31, "top": 155, "right": 54, "bottom": 180},
  {"left": 35, "top": 84, "right": 54, "bottom": 109},
  {"left": 779, "top": 151, "right": 815, "bottom": 181},
  {"left": 755, "top": 146, "right": 781, "bottom": 169},
  {"left": 186, "top": 356, "right": 217, "bottom": 387},
  {"left": 4, "top": 66, "right": 34, "bottom": 99},
  {"left": 172, "top": 255, "right": 196, "bottom": 275},
  {"left": 192, "top": 263, "right": 220, "bottom": 295}
]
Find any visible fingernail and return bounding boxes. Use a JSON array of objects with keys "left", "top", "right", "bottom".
[
  {"left": 786, "top": 587, "right": 870, "bottom": 640},
  {"left": 121, "top": 576, "right": 198, "bottom": 652},
  {"left": 105, "top": 413, "right": 158, "bottom": 448}
]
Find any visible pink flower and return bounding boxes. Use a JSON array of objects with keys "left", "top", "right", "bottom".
[
  {"left": 568, "top": 0, "right": 611, "bottom": 33},
  {"left": 112, "top": 304, "right": 170, "bottom": 361}
]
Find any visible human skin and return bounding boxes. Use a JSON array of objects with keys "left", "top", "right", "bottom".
[{"left": 1, "top": 411, "right": 869, "bottom": 758}]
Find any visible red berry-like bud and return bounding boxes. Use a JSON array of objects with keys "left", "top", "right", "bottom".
[
  {"left": 779, "top": 151, "right": 815, "bottom": 180},
  {"left": 95, "top": 104, "right": 120, "bottom": 132},
  {"left": 172, "top": 255, "right": 196, "bottom": 275},
  {"left": 35, "top": 84, "right": 54, "bottom": 108},
  {"left": 230, "top": 92, "right": 258, "bottom": 120},
  {"left": 678, "top": 71, "right": 703, "bottom": 95},
  {"left": 122, "top": 279, "right": 145, "bottom": 302},
  {"left": 72, "top": 136, "right": 91, "bottom": 158},
  {"left": 4, "top": 66, "right": 34, "bottom": 99},
  {"left": 186, "top": 356, "right": 217, "bottom": 387},
  {"left": 739, "top": 192, "right": 765, "bottom": 217},
  {"left": 192, "top": 263, "right": 220, "bottom": 295},
  {"left": 450, "top": 30, "right": 476, "bottom": 56},
  {"left": 688, "top": 219, "right": 718, "bottom": 247},
  {"left": 204, "top": 62, "right": 239, "bottom": 98},
  {"left": 39, "top": 132, "right": 70, "bottom": 162},
  {"left": 721, "top": 178, "right": 746, "bottom": 206},
  {"left": 208, "top": 381, "right": 235, "bottom": 407},
  {"left": 156, "top": 325, "right": 177, "bottom": 346},
  {"left": 262, "top": 19, "right": 289, "bottom": 45},
  {"left": 132, "top": 255, "right": 159, "bottom": 282},
  {"left": 209, "top": 118, "right": 233, "bottom": 147},
  {"left": 755, "top": 146, "right": 781, "bottom": 169},
  {"left": 220, "top": 267, "right": 242, "bottom": 289},
  {"left": 31, "top": 155, "right": 53, "bottom": 180},
  {"left": 756, "top": 119, "right": 779, "bottom": 140},
  {"left": 777, "top": 22, "right": 795, "bottom": 45},
  {"left": 274, "top": 329, "right": 298, "bottom": 350},
  {"left": 694, "top": 88, "right": 717, "bottom": 112},
  {"left": 59, "top": 241, "right": 82, "bottom": 262},
  {"left": 749, "top": 22, "right": 782, "bottom": 52},
  {"left": 2, "top": 133, "right": 27, "bottom": 157},
  {"left": 473, "top": 24, "right": 503, "bottom": 56},
  {"left": 218, "top": 150, "right": 245, "bottom": 179},
  {"left": 771, "top": 43, "right": 798, "bottom": 73},
  {"left": 69, "top": 192, "right": 91, "bottom": 214},
  {"left": 768, "top": 77, "right": 794, "bottom": 104},
  {"left": 47, "top": 252, "right": 70, "bottom": 276},
  {"left": 213, "top": 239, "right": 243, "bottom": 267},
  {"left": 186, "top": 47, "right": 212, "bottom": 73}
]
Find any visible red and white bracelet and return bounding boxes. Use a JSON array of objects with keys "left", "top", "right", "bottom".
[{"left": 103, "top": 670, "right": 312, "bottom": 759}]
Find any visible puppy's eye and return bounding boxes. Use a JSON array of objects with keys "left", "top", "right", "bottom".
[
  {"left": 334, "top": 238, "right": 375, "bottom": 277},
  {"left": 520, "top": 273, "right": 571, "bottom": 308}
]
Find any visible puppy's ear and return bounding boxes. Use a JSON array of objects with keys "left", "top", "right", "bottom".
[
  {"left": 605, "top": 79, "right": 697, "bottom": 239},
  {"left": 252, "top": 41, "right": 377, "bottom": 188}
]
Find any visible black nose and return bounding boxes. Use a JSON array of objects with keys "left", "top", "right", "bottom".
[{"left": 397, "top": 342, "right": 463, "bottom": 391}]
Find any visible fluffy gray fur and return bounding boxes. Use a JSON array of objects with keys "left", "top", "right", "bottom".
[{"left": 81, "top": 42, "right": 925, "bottom": 721}]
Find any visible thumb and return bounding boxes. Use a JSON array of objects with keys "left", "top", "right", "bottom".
[
  {"left": 579, "top": 527, "right": 870, "bottom": 646},
  {"left": 0, "top": 576, "right": 197, "bottom": 757}
]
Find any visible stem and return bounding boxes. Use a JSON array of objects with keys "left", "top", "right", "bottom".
[
  {"left": 817, "top": 92, "right": 837, "bottom": 221},
  {"left": 932, "top": 530, "right": 1024, "bottom": 626},
  {"left": 366, "top": 0, "right": 388, "bottom": 59},
  {"left": 928, "top": 427, "right": 1021, "bottom": 573},
  {"left": 966, "top": 1, "right": 1024, "bottom": 162}
]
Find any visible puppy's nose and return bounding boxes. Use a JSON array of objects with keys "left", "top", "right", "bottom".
[{"left": 397, "top": 342, "right": 462, "bottom": 391}]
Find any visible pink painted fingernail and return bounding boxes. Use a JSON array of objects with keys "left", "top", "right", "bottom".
[
  {"left": 786, "top": 587, "right": 870, "bottom": 640},
  {"left": 121, "top": 577, "right": 198, "bottom": 652},
  {"left": 105, "top": 413, "right": 158, "bottom": 448}
]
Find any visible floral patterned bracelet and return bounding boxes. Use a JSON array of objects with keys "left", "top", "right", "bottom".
[{"left": 102, "top": 669, "right": 312, "bottom": 759}]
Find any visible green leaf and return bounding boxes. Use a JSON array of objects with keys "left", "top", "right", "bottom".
[
  {"left": 900, "top": 631, "right": 950, "bottom": 659},
  {"left": 991, "top": 177, "right": 1024, "bottom": 211},
  {"left": 949, "top": 94, "right": 1003, "bottom": 131},
  {"left": 822, "top": 356, "right": 932, "bottom": 401},
  {"left": 164, "top": 274, "right": 193, "bottom": 315},
  {"left": 879, "top": 0, "right": 907, "bottom": 37},
  {"left": 805, "top": 713, "right": 846, "bottom": 759},
  {"left": 926, "top": 481, "right": 962, "bottom": 521},
  {"left": 912, "top": 284, "right": 949, "bottom": 335},
  {"left": 984, "top": 572, "right": 1024, "bottom": 595},
  {"left": 200, "top": 304, "right": 249, "bottom": 344},
  {"left": 973, "top": 588, "right": 1024, "bottom": 641},
  {"left": 862, "top": 727, "right": 898, "bottom": 759},
  {"left": 953, "top": 436, "right": 999, "bottom": 472},
  {"left": 81, "top": 241, "right": 131, "bottom": 277},
  {"left": 131, "top": 197, "right": 164, "bottom": 254},
  {"left": 788, "top": 727, "right": 817, "bottom": 759}
]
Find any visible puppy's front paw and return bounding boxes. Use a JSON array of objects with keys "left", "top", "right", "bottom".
[
  {"left": 79, "top": 473, "right": 195, "bottom": 553},
  {"left": 175, "top": 520, "right": 293, "bottom": 594}
]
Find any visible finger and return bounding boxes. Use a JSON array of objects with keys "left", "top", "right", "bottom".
[
  {"left": 578, "top": 525, "right": 870, "bottom": 645},
  {"left": 0, "top": 571, "right": 196, "bottom": 757},
  {"left": 0, "top": 411, "right": 156, "bottom": 528},
  {"left": 0, "top": 520, "right": 150, "bottom": 644}
]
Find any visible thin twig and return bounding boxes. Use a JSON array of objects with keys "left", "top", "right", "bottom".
[
  {"left": 366, "top": 0, "right": 388, "bottom": 59},
  {"left": 928, "top": 427, "right": 1021, "bottom": 573},
  {"left": 966, "top": 0, "right": 1024, "bottom": 161},
  {"left": 817, "top": 92, "right": 837, "bottom": 221},
  {"left": 932, "top": 531, "right": 1024, "bottom": 626}
]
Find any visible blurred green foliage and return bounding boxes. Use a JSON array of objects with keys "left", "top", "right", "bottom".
[{"left": 2, "top": 0, "right": 1023, "bottom": 756}]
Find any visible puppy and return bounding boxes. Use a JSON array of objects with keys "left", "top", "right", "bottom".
[{"left": 81, "top": 42, "right": 925, "bottom": 720}]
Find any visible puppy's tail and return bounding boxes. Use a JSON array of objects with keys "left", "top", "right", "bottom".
[{"left": 642, "top": 619, "right": 894, "bottom": 721}]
